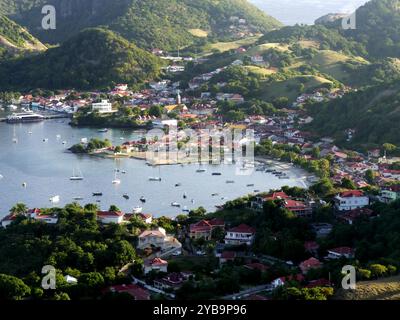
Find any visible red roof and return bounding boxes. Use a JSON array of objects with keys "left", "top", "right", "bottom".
[
  {"left": 340, "top": 190, "right": 365, "bottom": 198},
  {"left": 190, "top": 218, "right": 225, "bottom": 233},
  {"left": 1, "top": 213, "right": 18, "bottom": 222},
  {"left": 145, "top": 258, "right": 168, "bottom": 266},
  {"left": 300, "top": 257, "right": 321, "bottom": 269},
  {"left": 264, "top": 191, "right": 290, "bottom": 201},
  {"left": 107, "top": 284, "right": 150, "bottom": 300},
  {"left": 97, "top": 211, "right": 124, "bottom": 217},
  {"left": 228, "top": 224, "right": 255, "bottom": 234},
  {"left": 284, "top": 199, "right": 307, "bottom": 210}
]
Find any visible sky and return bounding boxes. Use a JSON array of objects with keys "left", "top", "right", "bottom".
[{"left": 250, "top": 0, "right": 370, "bottom": 25}]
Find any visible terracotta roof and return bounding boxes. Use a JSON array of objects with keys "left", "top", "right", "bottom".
[
  {"left": 264, "top": 191, "right": 290, "bottom": 201},
  {"left": 107, "top": 284, "right": 150, "bottom": 300},
  {"left": 300, "top": 257, "right": 322, "bottom": 269},
  {"left": 339, "top": 190, "right": 365, "bottom": 198},
  {"left": 139, "top": 230, "right": 165, "bottom": 238},
  {"left": 97, "top": 211, "right": 124, "bottom": 217},
  {"left": 228, "top": 224, "right": 255, "bottom": 234},
  {"left": 145, "top": 257, "right": 168, "bottom": 266}
]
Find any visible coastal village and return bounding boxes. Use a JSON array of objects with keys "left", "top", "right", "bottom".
[{"left": 2, "top": 64, "right": 400, "bottom": 300}]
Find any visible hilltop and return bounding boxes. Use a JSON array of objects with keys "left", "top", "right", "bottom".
[
  {"left": 1, "top": 0, "right": 281, "bottom": 50},
  {"left": 0, "top": 28, "right": 163, "bottom": 90},
  {"left": 0, "top": 14, "right": 46, "bottom": 58}
]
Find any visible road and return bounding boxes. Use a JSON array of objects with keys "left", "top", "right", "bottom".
[{"left": 221, "top": 284, "right": 273, "bottom": 300}]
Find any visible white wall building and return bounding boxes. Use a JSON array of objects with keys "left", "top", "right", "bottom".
[
  {"left": 224, "top": 224, "right": 256, "bottom": 246},
  {"left": 92, "top": 100, "right": 113, "bottom": 113},
  {"left": 334, "top": 191, "right": 369, "bottom": 211}
]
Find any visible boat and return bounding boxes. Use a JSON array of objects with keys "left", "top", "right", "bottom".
[
  {"left": 28, "top": 131, "right": 33, "bottom": 135},
  {"left": 212, "top": 193, "right": 219, "bottom": 197},
  {"left": 182, "top": 206, "right": 190, "bottom": 213},
  {"left": 43, "top": 138, "right": 48, "bottom": 142},
  {"left": 183, "top": 192, "right": 187, "bottom": 199},
  {"left": 56, "top": 134, "right": 61, "bottom": 139},
  {"left": 112, "top": 171, "right": 121, "bottom": 185},
  {"left": 6, "top": 112, "right": 44, "bottom": 123},
  {"left": 133, "top": 206, "right": 143, "bottom": 214},
  {"left": 140, "top": 196, "right": 146, "bottom": 203},
  {"left": 0, "top": 174, "right": 3, "bottom": 180},
  {"left": 171, "top": 202, "right": 181, "bottom": 207},
  {"left": 123, "top": 194, "right": 130, "bottom": 200},
  {"left": 121, "top": 170, "right": 127, "bottom": 174},
  {"left": 62, "top": 141, "right": 67, "bottom": 145},
  {"left": 73, "top": 197, "right": 84, "bottom": 201},
  {"left": 22, "top": 182, "right": 27, "bottom": 188},
  {"left": 92, "top": 192, "right": 103, "bottom": 197},
  {"left": 149, "top": 177, "right": 162, "bottom": 182},
  {"left": 70, "top": 168, "right": 84, "bottom": 181},
  {"left": 175, "top": 183, "right": 182, "bottom": 187},
  {"left": 226, "top": 180, "right": 235, "bottom": 184},
  {"left": 196, "top": 169, "right": 206, "bottom": 173},
  {"left": 98, "top": 128, "right": 108, "bottom": 133},
  {"left": 212, "top": 172, "right": 222, "bottom": 176},
  {"left": 246, "top": 184, "right": 255, "bottom": 187},
  {"left": 49, "top": 195, "right": 60, "bottom": 203}
]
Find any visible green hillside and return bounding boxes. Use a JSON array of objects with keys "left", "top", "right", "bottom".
[
  {"left": 0, "top": 14, "right": 45, "bottom": 58},
  {"left": 0, "top": 0, "right": 281, "bottom": 50},
  {"left": 0, "top": 28, "right": 163, "bottom": 90}
]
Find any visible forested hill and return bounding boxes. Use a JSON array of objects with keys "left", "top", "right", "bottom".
[
  {"left": 0, "top": 28, "right": 163, "bottom": 90},
  {"left": 0, "top": 0, "right": 282, "bottom": 50},
  {"left": 306, "top": 80, "right": 400, "bottom": 149},
  {"left": 0, "top": 14, "right": 46, "bottom": 58}
]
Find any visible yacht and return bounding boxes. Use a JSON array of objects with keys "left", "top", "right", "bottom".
[
  {"left": 70, "top": 168, "right": 84, "bottom": 181},
  {"left": 133, "top": 206, "right": 143, "bottom": 214},
  {"left": 149, "top": 177, "right": 162, "bottom": 182},
  {"left": 7, "top": 112, "right": 44, "bottom": 123},
  {"left": 49, "top": 195, "right": 60, "bottom": 203},
  {"left": 123, "top": 194, "right": 130, "bottom": 200},
  {"left": 112, "top": 171, "right": 121, "bottom": 185},
  {"left": 226, "top": 180, "right": 235, "bottom": 184},
  {"left": 171, "top": 202, "right": 181, "bottom": 207},
  {"left": 212, "top": 172, "right": 222, "bottom": 176},
  {"left": 73, "top": 197, "right": 84, "bottom": 201},
  {"left": 98, "top": 128, "right": 108, "bottom": 133},
  {"left": 196, "top": 168, "right": 206, "bottom": 173},
  {"left": 92, "top": 192, "right": 103, "bottom": 197},
  {"left": 140, "top": 196, "right": 146, "bottom": 203}
]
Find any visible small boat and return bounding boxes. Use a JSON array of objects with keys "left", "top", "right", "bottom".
[
  {"left": 133, "top": 206, "right": 143, "bottom": 214},
  {"left": 43, "top": 138, "right": 48, "bottom": 142},
  {"left": 171, "top": 202, "right": 181, "bottom": 207},
  {"left": 98, "top": 128, "right": 108, "bottom": 133},
  {"left": 175, "top": 183, "right": 182, "bottom": 187},
  {"left": 182, "top": 206, "right": 190, "bottom": 213},
  {"left": 22, "top": 182, "right": 27, "bottom": 188},
  {"left": 49, "top": 195, "right": 60, "bottom": 203},
  {"left": 92, "top": 192, "right": 103, "bottom": 197},
  {"left": 183, "top": 192, "right": 187, "bottom": 199},
  {"left": 226, "top": 180, "right": 235, "bottom": 184},
  {"left": 56, "top": 134, "right": 61, "bottom": 139},
  {"left": 123, "top": 194, "right": 130, "bottom": 200},
  {"left": 62, "top": 141, "right": 67, "bottom": 145},
  {"left": 140, "top": 196, "right": 146, "bottom": 203},
  {"left": 70, "top": 168, "right": 84, "bottom": 181},
  {"left": 254, "top": 190, "right": 260, "bottom": 193},
  {"left": 196, "top": 169, "right": 206, "bottom": 173},
  {"left": 12, "top": 138, "right": 18, "bottom": 144},
  {"left": 247, "top": 184, "right": 255, "bottom": 187},
  {"left": 73, "top": 197, "right": 84, "bottom": 201},
  {"left": 112, "top": 172, "right": 121, "bottom": 185},
  {"left": 28, "top": 131, "right": 33, "bottom": 135},
  {"left": 212, "top": 193, "right": 219, "bottom": 197},
  {"left": 149, "top": 177, "right": 162, "bottom": 182},
  {"left": 212, "top": 172, "right": 222, "bottom": 176},
  {"left": 0, "top": 174, "right": 3, "bottom": 180},
  {"left": 121, "top": 170, "right": 127, "bottom": 174}
]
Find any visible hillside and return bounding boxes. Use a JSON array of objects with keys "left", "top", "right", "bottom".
[
  {"left": 306, "top": 79, "right": 400, "bottom": 149},
  {"left": 1, "top": 0, "right": 282, "bottom": 50},
  {"left": 0, "top": 28, "right": 163, "bottom": 90},
  {"left": 0, "top": 14, "right": 45, "bottom": 58},
  {"left": 335, "top": 275, "right": 400, "bottom": 300}
]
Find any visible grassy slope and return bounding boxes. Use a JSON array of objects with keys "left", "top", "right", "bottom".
[{"left": 334, "top": 275, "right": 400, "bottom": 300}]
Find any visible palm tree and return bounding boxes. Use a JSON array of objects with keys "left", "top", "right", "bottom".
[{"left": 10, "top": 203, "right": 28, "bottom": 215}]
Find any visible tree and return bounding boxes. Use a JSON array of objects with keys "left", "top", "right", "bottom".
[
  {"left": 357, "top": 268, "right": 371, "bottom": 280},
  {"left": 382, "top": 143, "right": 397, "bottom": 156},
  {"left": 109, "top": 205, "right": 121, "bottom": 213},
  {"left": 10, "top": 203, "right": 28, "bottom": 215},
  {"left": 114, "top": 146, "right": 122, "bottom": 153},
  {"left": 0, "top": 274, "right": 31, "bottom": 300},
  {"left": 365, "top": 169, "right": 376, "bottom": 184},
  {"left": 149, "top": 105, "right": 163, "bottom": 118},
  {"left": 369, "top": 264, "right": 388, "bottom": 278},
  {"left": 341, "top": 177, "right": 356, "bottom": 190}
]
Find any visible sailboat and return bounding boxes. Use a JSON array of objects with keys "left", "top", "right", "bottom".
[
  {"left": 112, "top": 171, "right": 121, "bottom": 185},
  {"left": 149, "top": 166, "right": 162, "bottom": 181},
  {"left": 70, "top": 168, "right": 84, "bottom": 181},
  {"left": 50, "top": 195, "right": 60, "bottom": 203}
]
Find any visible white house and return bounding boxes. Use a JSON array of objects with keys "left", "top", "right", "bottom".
[
  {"left": 224, "top": 224, "right": 256, "bottom": 246},
  {"left": 92, "top": 100, "right": 114, "bottom": 113},
  {"left": 144, "top": 258, "right": 168, "bottom": 274},
  {"left": 97, "top": 211, "right": 125, "bottom": 224},
  {"left": 137, "top": 227, "right": 182, "bottom": 252},
  {"left": 334, "top": 190, "right": 369, "bottom": 211},
  {"left": 152, "top": 119, "right": 178, "bottom": 129},
  {"left": 327, "top": 247, "right": 355, "bottom": 259},
  {"left": 1, "top": 214, "right": 17, "bottom": 228},
  {"left": 251, "top": 54, "right": 264, "bottom": 63}
]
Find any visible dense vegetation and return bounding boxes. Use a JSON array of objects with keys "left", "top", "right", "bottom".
[
  {"left": 306, "top": 79, "right": 400, "bottom": 149},
  {"left": 1, "top": 0, "right": 281, "bottom": 50},
  {"left": 0, "top": 28, "right": 163, "bottom": 90}
]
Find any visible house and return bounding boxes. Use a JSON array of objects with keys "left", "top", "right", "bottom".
[
  {"left": 334, "top": 190, "right": 369, "bottom": 211},
  {"left": 283, "top": 199, "right": 313, "bottom": 217},
  {"left": 105, "top": 284, "right": 150, "bottom": 300},
  {"left": 251, "top": 191, "right": 290, "bottom": 210},
  {"left": 137, "top": 227, "right": 182, "bottom": 251},
  {"left": 327, "top": 247, "right": 355, "bottom": 260},
  {"left": 1, "top": 213, "right": 18, "bottom": 228},
  {"left": 379, "top": 185, "right": 400, "bottom": 203},
  {"left": 311, "top": 223, "right": 333, "bottom": 238},
  {"left": 153, "top": 272, "right": 192, "bottom": 291},
  {"left": 219, "top": 251, "right": 237, "bottom": 264},
  {"left": 144, "top": 258, "right": 168, "bottom": 274},
  {"left": 138, "top": 213, "right": 153, "bottom": 224},
  {"left": 189, "top": 218, "right": 225, "bottom": 240},
  {"left": 97, "top": 211, "right": 124, "bottom": 224},
  {"left": 92, "top": 100, "right": 114, "bottom": 113},
  {"left": 225, "top": 224, "right": 256, "bottom": 246},
  {"left": 251, "top": 54, "right": 264, "bottom": 63},
  {"left": 271, "top": 274, "right": 305, "bottom": 289},
  {"left": 339, "top": 208, "right": 374, "bottom": 225},
  {"left": 299, "top": 257, "right": 322, "bottom": 274},
  {"left": 29, "top": 208, "right": 58, "bottom": 224}
]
